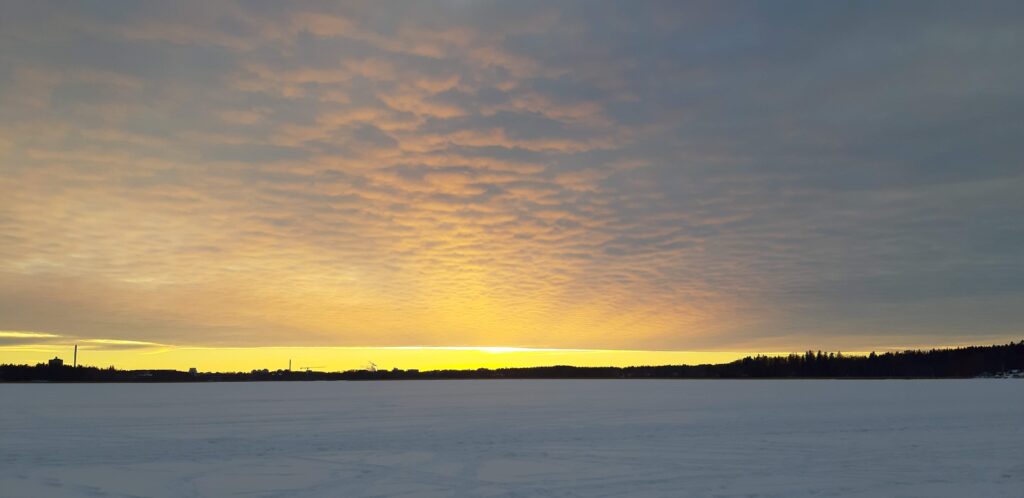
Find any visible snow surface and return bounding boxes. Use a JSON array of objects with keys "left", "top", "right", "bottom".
[{"left": 1, "top": 379, "right": 1022, "bottom": 497}]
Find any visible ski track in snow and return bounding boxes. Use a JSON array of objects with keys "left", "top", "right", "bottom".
[{"left": 1, "top": 379, "right": 1022, "bottom": 497}]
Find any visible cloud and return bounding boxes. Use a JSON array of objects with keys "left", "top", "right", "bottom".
[
  {"left": 0, "top": 331, "right": 62, "bottom": 347},
  {"left": 0, "top": 1, "right": 1022, "bottom": 352},
  {"left": 0, "top": 330, "right": 168, "bottom": 352},
  {"left": 79, "top": 339, "right": 167, "bottom": 351}
]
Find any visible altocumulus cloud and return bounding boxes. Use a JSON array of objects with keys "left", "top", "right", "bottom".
[{"left": 0, "top": 0, "right": 1022, "bottom": 352}]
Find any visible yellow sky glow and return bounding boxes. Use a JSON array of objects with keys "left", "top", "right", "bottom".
[{"left": 1, "top": 345, "right": 768, "bottom": 372}]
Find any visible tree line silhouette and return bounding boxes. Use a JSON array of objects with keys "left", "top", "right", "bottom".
[{"left": 2, "top": 341, "right": 1022, "bottom": 382}]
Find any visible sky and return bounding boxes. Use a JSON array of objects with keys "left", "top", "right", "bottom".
[{"left": 1, "top": 1, "right": 1023, "bottom": 370}]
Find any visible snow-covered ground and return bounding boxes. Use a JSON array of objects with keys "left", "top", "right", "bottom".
[{"left": 1, "top": 380, "right": 1021, "bottom": 497}]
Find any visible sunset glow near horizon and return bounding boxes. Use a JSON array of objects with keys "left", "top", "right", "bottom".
[
  {"left": 2, "top": 337, "right": 768, "bottom": 372},
  {"left": 2, "top": 2, "right": 1023, "bottom": 370}
]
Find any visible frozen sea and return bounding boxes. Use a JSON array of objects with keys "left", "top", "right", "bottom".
[{"left": 1, "top": 380, "right": 1022, "bottom": 498}]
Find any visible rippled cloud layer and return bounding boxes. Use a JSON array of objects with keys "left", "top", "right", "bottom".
[{"left": 2, "top": 1, "right": 1022, "bottom": 352}]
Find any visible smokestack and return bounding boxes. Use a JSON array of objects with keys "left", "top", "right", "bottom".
[
  {"left": 288, "top": 359, "right": 292, "bottom": 372},
  {"left": 73, "top": 344, "right": 77, "bottom": 368}
]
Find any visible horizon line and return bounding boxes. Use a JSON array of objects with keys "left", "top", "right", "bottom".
[{"left": 5, "top": 337, "right": 1020, "bottom": 372}]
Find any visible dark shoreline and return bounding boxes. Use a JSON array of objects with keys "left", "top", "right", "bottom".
[
  {"left": 2, "top": 377, "right": 1020, "bottom": 385},
  {"left": 4, "top": 341, "right": 1021, "bottom": 383}
]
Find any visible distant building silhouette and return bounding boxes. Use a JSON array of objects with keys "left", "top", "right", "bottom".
[{"left": 48, "top": 357, "right": 63, "bottom": 367}]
